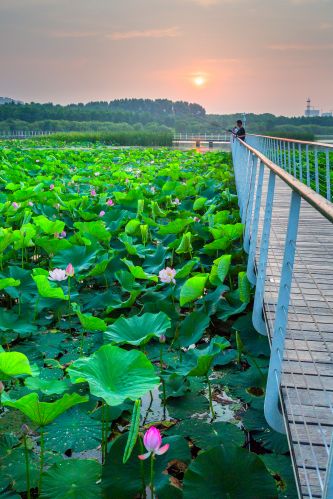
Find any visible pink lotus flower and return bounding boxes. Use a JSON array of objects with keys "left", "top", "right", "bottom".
[
  {"left": 94, "top": 172, "right": 100, "bottom": 176},
  {"left": 28, "top": 201, "right": 34, "bottom": 207},
  {"left": 48, "top": 268, "right": 67, "bottom": 281},
  {"left": 159, "top": 267, "right": 176, "bottom": 284},
  {"left": 106, "top": 199, "right": 114, "bottom": 206},
  {"left": 49, "top": 184, "right": 55, "bottom": 191},
  {"left": 12, "top": 202, "right": 20, "bottom": 209},
  {"left": 91, "top": 189, "right": 97, "bottom": 197},
  {"left": 172, "top": 198, "right": 180, "bottom": 206},
  {"left": 193, "top": 217, "right": 200, "bottom": 222},
  {"left": 35, "top": 159, "right": 40, "bottom": 163},
  {"left": 125, "top": 178, "right": 129, "bottom": 184},
  {"left": 99, "top": 210, "right": 105, "bottom": 217},
  {"left": 138, "top": 427, "right": 169, "bottom": 460},
  {"left": 65, "top": 263, "right": 75, "bottom": 277}
]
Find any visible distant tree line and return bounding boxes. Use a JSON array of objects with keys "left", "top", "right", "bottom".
[{"left": 1, "top": 99, "right": 333, "bottom": 139}]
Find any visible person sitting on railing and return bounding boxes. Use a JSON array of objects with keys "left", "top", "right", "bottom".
[{"left": 228, "top": 120, "right": 246, "bottom": 141}]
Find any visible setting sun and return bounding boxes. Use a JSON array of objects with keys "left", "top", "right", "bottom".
[{"left": 193, "top": 75, "right": 206, "bottom": 87}]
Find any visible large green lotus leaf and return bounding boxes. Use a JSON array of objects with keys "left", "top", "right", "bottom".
[
  {"left": 52, "top": 245, "right": 101, "bottom": 274},
  {"left": 67, "top": 345, "right": 159, "bottom": 406},
  {"left": 0, "top": 351, "right": 32, "bottom": 379},
  {"left": 178, "top": 310, "right": 210, "bottom": 347},
  {"left": 1, "top": 447, "right": 40, "bottom": 492},
  {"left": 238, "top": 271, "right": 251, "bottom": 303},
  {"left": 35, "top": 237, "right": 72, "bottom": 255},
  {"left": 74, "top": 221, "right": 111, "bottom": 243},
  {"left": 179, "top": 274, "right": 208, "bottom": 307},
  {"left": 44, "top": 407, "right": 102, "bottom": 453},
  {"left": 209, "top": 254, "right": 231, "bottom": 286},
  {"left": 232, "top": 314, "right": 270, "bottom": 357},
  {"left": 179, "top": 337, "right": 230, "bottom": 377},
  {"left": 158, "top": 218, "right": 193, "bottom": 235},
  {"left": 0, "top": 309, "right": 37, "bottom": 334},
  {"left": 32, "top": 275, "right": 68, "bottom": 300},
  {"left": 163, "top": 373, "right": 191, "bottom": 398},
  {"left": 193, "top": 197, "right": 207, "bottom": 211},
  {"left": 122, "top": 258, "right": 158, "bottom": 282},
  {"left": 0, "top": 278, "right": 20, "bottom": 290},
  {"left": 183, "top": 445, "right": 277, "bottom": 499},
  {"left": 167, "top": 392, "right": 209, "bottom": 419},
  {"left": 5, "top": 266, "right": 36, "bottom": 302},
  {"left": 0, "top": 228, "right": 13, "bottom": 253},
  {"left": 260, "top": 454, "right": 298, "bottom": 498},
  {"left": 12, "top": 224, "right": 36, "bottom": 250},
  {"left": 102, "top": 433, "right": 190, "bottom": 499},
  {"left": 40, "top": 459, "right": 101, "bottom": 499},
  {"left": 24, "top": 376, "right": 70, "bottom": 395},
  {"left": 175, "top": 258, "right": 199, "bottom": 279},
  {"left": 33, "top": 215, "right": 65, "bottom": 235},
  {"left": 142, "top": 244, "right": 168, "bottom": 274},
  {"left": 167, "top": 420, "right": 245, "bottom": 449},
  {"left": 105, "top": 312, "right": 171, "bottom": 346},
  {"left": 124, "top": 219, "right": 140, "bottom": 235},
  {"left": 72, "top": 303, "right": 107, "bottom": 332},
  {"left": 1, "top": 392, "right": 88, "bottom": 426},
  {"left": 242, "top": 409, "right": 289, "bottom": 454}
]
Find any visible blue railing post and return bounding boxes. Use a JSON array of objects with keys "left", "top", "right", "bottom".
[
  {"left": 323, "top": 433, "right": 333, "bottom": 499},
  {"left": 326, "top": 148, "right": 331, "bottom": 201},
  {"left": 247, "top": 161, "right": 265, "bottom": 284},
  {"left": 252, "top": 170, "right": 276, "bottom": 335},
  {"left": 244, "top": 154, "right": 258, "bottom": 253},
  {"left": 264, "top": 190, "right": 301, "bottom": 434}
]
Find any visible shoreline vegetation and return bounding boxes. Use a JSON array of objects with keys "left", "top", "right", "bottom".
[{"left": 1, "top": 98, "right": 333, "bottom": 141}]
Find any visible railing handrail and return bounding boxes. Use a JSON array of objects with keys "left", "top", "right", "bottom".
[
  {"left": 247, "top": 133, "right": 333, "bottom": 149},
  {"left": 236, "top": 137, "right": 333, "bottom": 223}
]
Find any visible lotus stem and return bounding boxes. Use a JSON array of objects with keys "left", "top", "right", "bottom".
[
  {"left": 67, "top": 276, "right": 71, "bottom": 314},
  {"left": 150, "top": 454, "right": 155, "bottom": 499},
  {"left": 23, "top": 435, "right": 31, "bottom": 499},
  {"left": 34, "top": 296, "right": 40, "bottom": 321},
  {"left": 206, "top": 374, "right": 215, "bottom": 420},
  {"left": 101, "top": 401, "right": 107, "bottom": 464},
  {"left": 38, "top": 428, "right": 45, "bottom": 496},
  {"left": 79, "top": 330, "right": 85, "bottom": 357},
  {"left": 139, "top": 438, "right": 147, "bottom": 498}
]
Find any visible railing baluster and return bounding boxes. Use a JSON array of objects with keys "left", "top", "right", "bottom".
[
  {"left": 252, "top": 170, "right": 276, "bottom": 335},
  {"left": 315, "top": 148, "right": 319, "bottom": 193},
  {"left": 264, "top": 190, "right": 301, "bottom": 434},
  {"left": 326, "top": 148, "right": 331, "bottom": 201},
  {"left": 247, "top": 161, "right": 265, "bottom": 284}
]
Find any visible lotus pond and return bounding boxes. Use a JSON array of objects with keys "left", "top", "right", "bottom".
[{"left": 0, "top": 145, "right": 297, "bottom": 498}]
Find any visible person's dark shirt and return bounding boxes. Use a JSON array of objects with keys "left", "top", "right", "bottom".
[{"left": 236, "top": 127, "right": 246, "bottom": 140}]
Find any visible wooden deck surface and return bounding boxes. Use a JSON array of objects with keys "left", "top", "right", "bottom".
[{"left": 256, "top": 174, "right": 333, "bottom": 498}]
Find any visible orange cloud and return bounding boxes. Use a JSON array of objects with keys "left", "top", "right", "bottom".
[{"left": 109, "top": 27, "right": 181, "bottom": 41}]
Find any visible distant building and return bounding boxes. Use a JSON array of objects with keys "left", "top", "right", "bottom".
[
  {"left": 304, "top": 98, "right": 320, "bottom": 117},
  {"left": 0, "top": 97, "right": 23, "bottom": 105},
  {"left": 321, "top": 112, "right": 333, "bottom": 118}
]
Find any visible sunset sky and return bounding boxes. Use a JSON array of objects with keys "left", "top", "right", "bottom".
[{"left": 0, "top": 0, "right": 332, "bottom": 115}]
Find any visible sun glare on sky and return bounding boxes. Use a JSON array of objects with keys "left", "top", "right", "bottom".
[{"left": 193, "top": 75, "right": 206, "bottom": 87}]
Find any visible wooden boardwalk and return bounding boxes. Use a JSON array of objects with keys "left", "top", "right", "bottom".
[{"left": 257, "top": 173, "right": 333, "bottom": 498}]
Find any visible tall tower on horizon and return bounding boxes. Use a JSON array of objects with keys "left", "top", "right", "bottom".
[{"left": 304, "top": 98, "right": 320, "bottom": 117}]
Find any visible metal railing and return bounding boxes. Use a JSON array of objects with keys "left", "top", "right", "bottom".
[
  {"left": 173, "top": 132, "right": 229, "bottom": 142},
  {"left": 232, "top": 135, "right": 333, "bottom": 499},
  {"left": 0, "top": 131, "right": 55, "bottom": 139},
  {"left": 247, "top": 134, "right": 333, "bottom": 202}
]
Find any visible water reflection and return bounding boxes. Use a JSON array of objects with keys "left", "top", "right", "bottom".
[{"left": 173, "top": 140, "right": 230, "bottom": 153}]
